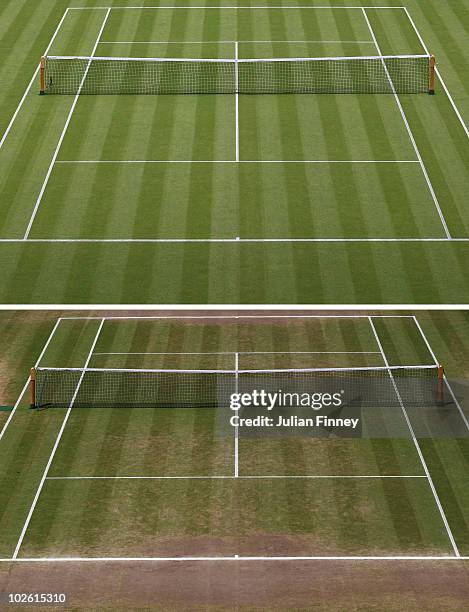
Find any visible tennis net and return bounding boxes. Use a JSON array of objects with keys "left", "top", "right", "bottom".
[
  {"left": 30, "top": 364, "right": 444, "bottom": 410},
  {"left": 39, "top": 54, "right": 436, "bottom": 95}
]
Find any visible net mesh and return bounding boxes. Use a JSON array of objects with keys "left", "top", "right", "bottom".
[
  {"left": 33, "top": 365, "right": 443, "bottom": 409},
  {"left": 41, "top": 54, "right": 432, "bottom": 95}
]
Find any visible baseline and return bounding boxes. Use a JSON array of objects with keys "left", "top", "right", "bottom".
[
  {"left": 0, "top": 555, "right": 468, "bottom": 561},
  {"left": 2, "top": 238, "right": 463, "bottom": 243},
  {"left": 93, "top": 350, "right": 381, "bottom": 355},
  {"left": 100, "top": 40, "right": 376, "bottom": 44},
  {"left": 45, "top": 475, "right": 427, "bottom": 480},
  {"left": 67, "top": 6, "right": 407, "bottom": 11}
]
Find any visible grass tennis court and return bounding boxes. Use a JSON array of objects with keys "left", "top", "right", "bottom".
[
  {"left": 1, "top": 311, "right": 469, "bottom": 561},
  {"left": 1, "top": 1, "right": 469, "bottom": 303}
]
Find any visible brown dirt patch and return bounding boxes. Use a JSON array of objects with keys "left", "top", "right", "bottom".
[{"left": 1, "top": 559, "right": 469, "bottom": 610}]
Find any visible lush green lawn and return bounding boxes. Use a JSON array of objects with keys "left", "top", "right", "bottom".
[
  {"left": 0, "top": 0, "right": 468, "bottom": 302},
  {"left": 1, "top": 311, "right": 468, "bottom": 559}
]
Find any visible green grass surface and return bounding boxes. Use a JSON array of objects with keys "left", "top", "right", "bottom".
[
  {"left": 1, "top": 311, "right": 468, "bottom": 559},
  {"left": 0, "top": 1, "right": 468, "bottom": 303}
]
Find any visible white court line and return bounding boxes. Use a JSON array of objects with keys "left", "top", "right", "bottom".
[
  {"left": 234, "top": 352, "right": 239, "bottom": 477},
  {"left": 12, "top": 319, "right": 106, "bottom": 560},
  {"left": 45, "top": 475, "right": 426, "bottom": 480},
  {"left": 55, "top": 160, "right": 420, "bottom": 163},
  {"left": 403, "top": 7, "right": 469, "bottom": 141},
  {"left": 1, "top": 555, "right": 468, "bottom": 561},
  {"left": 362, "top": 9, "right": 451, "bottom": 241},
  {"left": 0, "top": 318, "right": 64, "bottom": 444},
  {"left": 2, "top": 238, "right": 460, "bottom": 243},
  {"left": 368, "top": 316, "right": 460, "bottom": 558},
  {"left": 412, "top": 316, "right": 469, "bottom": 433},
  {"left": 58, "top": 315, "right": 421, "bottom": 320},
  {"left": 68, "top": 6, "right": 408, "bottom": 10},
  {"left": 435, "top": 70, "right": 469, "bottom": 140},
  {"left": 0, "top": 8, "right": 70, "bottom": 152},
  {"left": 93, "top": 351, "right": 381, "bottom": 355},
  {"left": 235, "top": 42, "right": 239, "bottom": 162},
  {"left": 23, "top": 9, "right": 111, "bottom": 240},
  {"left": 100, "top": 40, "right": 376, "bottom": 44}
]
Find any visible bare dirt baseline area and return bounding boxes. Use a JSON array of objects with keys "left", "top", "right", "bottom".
[{"left": 1, "top": 559, "right": 469, "bottom": 610}]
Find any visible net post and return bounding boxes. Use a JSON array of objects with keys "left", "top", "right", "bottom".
[
  {"left": 429, "top": 55, "right": 436, "bottom": 95},
  {"left": 437, "top": 364, "right": 444, "bottom": 405},
  {"left": 39, "top": 57, "right": 46, "bottom": 95},
  {"left": 30, "top": 367, "right": 37, "bottom": 409}
]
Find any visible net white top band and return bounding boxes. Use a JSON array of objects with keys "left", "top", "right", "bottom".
[
  {"left": 44, "top": 54, "right": 431, "bottom": 63},
  {"left": 36, "top": 364, "right": 439, "bottom": 375}
]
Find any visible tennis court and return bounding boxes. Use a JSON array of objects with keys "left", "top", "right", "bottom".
[
  {"left": 1, "top": 2, "right": 469, "bottom": 302},
  {"left": 1, "top": 313, "right": 468, "bottom": 560}
]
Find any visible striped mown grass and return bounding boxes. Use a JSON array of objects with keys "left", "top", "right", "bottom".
[
  {"left": 0, "top": 1, "right": 469, "bottom": 303},
  {"left": 21, "top": 477, "right": 453, "bottom": 557}
]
